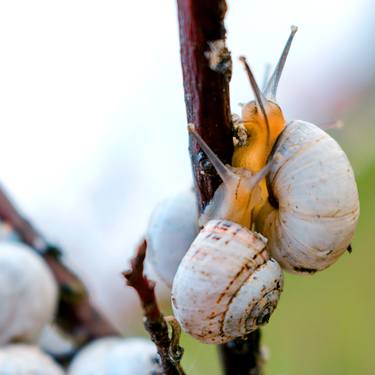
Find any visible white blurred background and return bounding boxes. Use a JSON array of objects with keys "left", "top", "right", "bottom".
[{"left": 0, "top": 0, "right": 373, "bottom": 332}]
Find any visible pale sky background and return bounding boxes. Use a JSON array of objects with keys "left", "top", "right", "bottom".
[{"left": 0, "top": 0, "right": 373, "bottom": 331}]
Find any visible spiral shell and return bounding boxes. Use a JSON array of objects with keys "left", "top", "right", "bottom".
[
  {"left": 0, "top": 344, "right": 64, "bottom": 375},
  {"left": 146, "top": 189, "right": 199, "bottom": 286},
  {"left": 171, "top": 219, "right": 283, "bottom": 344},
  {"left": 68, "top": 337, "right": 161, "bottom": 375},
  {"left": 0, "top": 242, "right": 58, "bottom": 344},
  {"left": 257, "top": 120, "right": 360, "bottom": 273}
]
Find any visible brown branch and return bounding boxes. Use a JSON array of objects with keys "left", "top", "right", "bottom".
[
  {"left": 0, "top": 184, "right": 117, "bottom": 346},
  {"left": 123, "top": 240, "right": 185, "bottom": 375},
  {"left": 176, "top": 0, "right": 233, "bottom": 211},
  {"left": 0, "top": 183, "right": 46, "bottom": 250},
  {"left": 176, "top": 1, "right": 263, "bottom": 374},
  {"left": 219, "top": 332, "right": 263, "bottom": 375}
]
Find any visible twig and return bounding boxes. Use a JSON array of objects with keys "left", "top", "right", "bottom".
[
  {"left": 0, "top": 184, "right": 117, "bottom": 346},
  {"left": 176, "top": 0, "right": 233, "bottom": 211},
  {"left": 0, "top": 183, "right": 47, "bottom": 251},
  {"left": 123, "top": 240, "right": 185, "bottom": 375},
  {"left": 176, "top": 1, "right": 263, "bottom": 374},
  {"left": 220, "top": 332, "right": 263, "bottom": 375}
]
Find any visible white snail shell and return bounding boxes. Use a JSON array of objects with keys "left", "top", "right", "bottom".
[
  {"left": 171, "top": 219, "right": 283, "bottom": 344},
  {"left": 68, "top": 337, "right": 161, "bottom": 375},
  {"left": 0, "top": 344, "right": 64, "bottom": 375},
  {"left": 257, "top": 120, "right": 360, "bottom": 273},
  {"left": 38, "top": 324, "right": 76, "bottom": 359},
  {"left": 146, "top": 189, "right": 199, "bottom": 286},
  {"left": 0, "top": 242, "right": 58, "bottom": 345}
]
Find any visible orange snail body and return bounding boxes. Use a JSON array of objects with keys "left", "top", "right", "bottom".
[
  {"left": 232, "top": 101, "right": 286, "bottom": 215},
  {"left": 232, "top": 101, "right": 285, "bottom": 173},
  {"left": 231, "top": 26, "right": 359, "bottom": 274},
  {"left": 232, "top": 26, "right": 298, "bottom": 214}
]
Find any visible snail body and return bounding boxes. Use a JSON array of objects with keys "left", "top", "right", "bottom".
[
  {"left": 256, "top": 120, "right": 360, "bottom": 273},
  {"left": 171, "top": 126, "right": 283, "bottom": 344},
  {"left": 0, "top": 344, "right": 64, "bottom": 375},
  {"left": 232, "top": 27, "right": 298, "bottom": 212},
  {"left": 0, "top": 242, "right": 58, "bottom": 345},
  {"left": 146, "top": 189, "right": 199, "bottom": 286},
  {"left": 68, "top": 337, "right": 161, "bottom": 375}
]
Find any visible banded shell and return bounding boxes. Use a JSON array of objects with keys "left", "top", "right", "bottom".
[
  {"left": 0, "top": 242, "right": 58, "bottom": 345},
  {"left": 171, "top": 219, "right": 283, "bottom": 344},
  {"left": 257, "top": 120, "right": 360, "bottom": 273}
]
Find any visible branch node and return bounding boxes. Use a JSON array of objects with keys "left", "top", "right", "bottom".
[{"left": 205, "top": 39, "right": 232, "bottom": 80}]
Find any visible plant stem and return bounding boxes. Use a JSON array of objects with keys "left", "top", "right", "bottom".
[
  {"left": 176, "top": 0, "right": 233, "bottom": 211},
  {"left": 219, "top": 331, "right": 263, "bottom": 375},
  {"left": 123, "top": 240, "right": 185, "bottom": 375},
  {"left": 176, "top": 1, "right": 263, "bottom": 374}
]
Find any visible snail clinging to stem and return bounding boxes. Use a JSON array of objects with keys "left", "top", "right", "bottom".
[
  {"left": 232, "top": 25, "right": 360, "bottom": 274},
  {"left": 171, "top": 124, "right": 284, "bottom": 344}
]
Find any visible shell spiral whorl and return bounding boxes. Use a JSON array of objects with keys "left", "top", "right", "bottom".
[{"left": 171, "top": 219, "right": 283, "bottom": 344}]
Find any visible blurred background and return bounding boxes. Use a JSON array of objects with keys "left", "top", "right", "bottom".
[{"left": 0, "top": 0, "right": 374, "bottom": 374}]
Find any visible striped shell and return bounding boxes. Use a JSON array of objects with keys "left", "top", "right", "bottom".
[
  {"left": 257, "top": 120, "right": 360, "bottom": 274},
  {"left": 171, "top": 219, "right": 283, "bottom": 344}
]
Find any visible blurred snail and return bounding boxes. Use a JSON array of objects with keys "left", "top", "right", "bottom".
[
  {"left": 0, "top": 242, "right": 58, "bottom": 345},
  {"left": 146, "top": 189, "right": 199, "bottom": 286},
  {"left": 0, "top": 344, "right": 64, "bottom": 375},
  {"left": 68, "top": 337, "right": 161, "bottom": 375},
  {"left": 232, "top": 26, "right": 359, "bottom": 273},
  {"left": 171, "top": 126, "right": 283, "bottom": 344}
]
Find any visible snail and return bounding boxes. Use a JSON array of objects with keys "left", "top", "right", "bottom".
[
  {"left": 68, "top": 337, "right": 161, "bottom": 375},
  {"left": 171, "top": 125, "right": 283, "bottom": 344},
  {"left": 0, "top": 242, "right": 58, "bottom": 345},
  {"left": 231, "top": 26, "right": 359, "bottom": 273},
  {"left": 255, "top": 120, "right": 360, "bottom": 273},
  {"left": 146, "top": 189, "right": 199, "bottom": 287},
  {"left": 0, "top": 344, "right": 64, "bottom": 375}
]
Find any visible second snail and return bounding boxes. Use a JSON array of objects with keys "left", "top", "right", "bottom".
[{"left": 147, "top": 26, "right": 360, "bottom": 344}]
